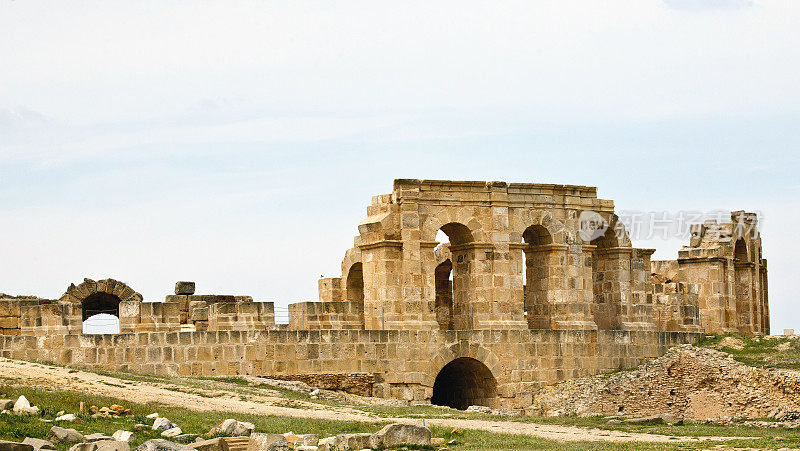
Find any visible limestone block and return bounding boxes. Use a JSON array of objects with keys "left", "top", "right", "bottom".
[{"left": 175, "top": 282, "right": 196, "bottom": 295}]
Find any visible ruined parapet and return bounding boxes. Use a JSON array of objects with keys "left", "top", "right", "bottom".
[
  {"left": 202, "top": 296, "right": 276, "bottom": 331},
  {"left": 656, "top": 211, "right": 768, "bottom": 335},
  {"left": 318, "top": 278, "right": 343, "bottom": 302},
  {"left": 287, "top": 300, "right": 363, "bottom": 330}
]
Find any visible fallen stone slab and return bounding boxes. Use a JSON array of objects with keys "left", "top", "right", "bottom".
[
  {"left": 161, "top": 428, "right": 182, "bottom": 439},
  {"left": 49, "top": 426, "right": 85, "bottom": 444},
  {"left": 68, "top": 444, "right": 97, "bottom": 451},
  {"left": 95, "top": 441, "right": 130, "bottom": 451},
  {"left": 85, "top": 434, "right": 114, "bottom": 443},
  {"left": 209, "top": 420, "right": 253, "bottom": 437},
  {"left": 246, "top": 433, "right": 288, "bottom": 451},
  {"left": 369, "top": 423, "right": 431, "bottom": 449},
  {"left": 152, "top": 418, "right": 175, "bottom": 431},
  {"left": 55, "top": 414, "right": 77, "bottom": 422},
  {"left": 0, "top": 441, "right": 35, "bottom": 451},
  {"left": 21, "top": 439, "right": 55, "bottom": 451},
  {"left": 315, "top": 437, "right": 336, "bottom": 451},
  {"left": 624, "top": 415, "right": 664, "bottom": 425},
  {"left": 112, "top": 432, "right": 135, "bottom": 444},
  {"left": 134, "top": 440, "right": 195, "bottom": 451},
  {"left": 188, "top": 438, "right": 228, "bottom": 451},
  {"left": 0, "top": 399, "right": 13, "bottom": 410},
  {"left": 333, "top": 433, "right": 370, "bottom": 451}
]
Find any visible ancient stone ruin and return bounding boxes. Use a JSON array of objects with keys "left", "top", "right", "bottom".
[{"left": 0, "top": 179, "right": 768, "bottom": 412}]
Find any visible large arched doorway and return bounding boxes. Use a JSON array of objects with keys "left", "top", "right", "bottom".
[
  {"left": 435, "top": 223, "right": 474, "bottom": 329},
  {"left": 431, "top": 357, "right": 497, "bottom": 410},
  {"left": 82, "top": 292, "right": 122, "bottom": 334},
  {"left": 522, "top": 224, "right": 553, "bottom": 329}
]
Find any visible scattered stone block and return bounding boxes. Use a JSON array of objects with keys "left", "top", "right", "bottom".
[
  {"left": 315, "top": 437, "right": 337, "bottom": 451},
  {"left": 152, "top": 418, "right": 174, "bottom": 431},
  {"left": 189, "top": 438, "right": 228, "bottom": 451},
  {"left": 112, "top": 432, "right": 135, "bottom": 444},
  {"left": 49, "top": 426, "right": 85, "bottom": 444},
  {"left": 0, "top": 441, "right": 35, "bottom": 451},
  {"left": 0, "top": 400, "right": 13, "bottom": 410},
  {"left": 246, "top": 434, "right": 288, "bottom": 451},
  {"left": 13, "top": 396, "right": 39, "bottom": 415},
  {"left": 95, "top": 441, "right": 130, "bottom": 451},
  {"left": 55, "top": 414, "right": 77, "bottom": 422},
  {"left": 369, "top": 423, "right": 431, "bottom": 449},
  {"left": 209, "top": 420, "right": 253, "bottom": 437},
  {"left": 175, "top": 282, "right": 196, "bottom": 295},
  {"left": 21, "top": 439, "right": 55, "bottom": 451},
  {"left": 334, "top": 433, "right": 371, "bottom": 450},
  {"left": 85, "top": 435, "right": 114, "bottom": 443},
  {"left": 161, "top": 428, "right": 183, "bottom": 439},
  {"left": 134, "top": 440, "right": 195, "bottom": 451}
]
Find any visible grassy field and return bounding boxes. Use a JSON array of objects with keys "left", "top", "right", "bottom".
[
  {"left": 3, "top": 335, "right": 800, "bottom": 450},
  {"left": 698, "top": 333, "right": 800, "bottom": 370},
  {"left": 1, "top": 376, "right": 799, "bottom": 450}
]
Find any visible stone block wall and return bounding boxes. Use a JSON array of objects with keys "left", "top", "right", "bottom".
[
  {"left": 0, "top": 299, "right": 21, "bottom": 335},
  {"left": 288, "top": 301, "right": 363, "bottom": 329},
  {"left": 0, "top": 327, "right": 701, "bottom": 411},
  {"left": 267, "top": 373, "right": 374, "bottom": 397}
]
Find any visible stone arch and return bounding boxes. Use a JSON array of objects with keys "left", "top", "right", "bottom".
[
  {"left": 424, "top": 343, "right": 502, "bottom": 389},
  {"left": 60, "top": 278, "right": 141, "bottom": 335},
  {"left": 345, "top": 262, "right": 364, "bottom": 304},
  {"left": 510, "top": 209, "right": 567, "bottom": 244},
  {"left": 60, "top": 278, "right": 142, "bottom": 305},
  {"left": 733, "top": 238, "right": 749, "bottom": 262},
  {"left": 420, "top": 208, "right": 487, "bottom": 243},
  {"left": 431, "top": 357, "right": 498, "bottom": 410},
  {"left": 341, "top": 246, "right": 362, "bottom": 280}
]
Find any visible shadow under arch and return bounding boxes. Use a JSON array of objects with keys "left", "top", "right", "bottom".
[{"left": 431, "top": 357, "right": 498, "bottom": 410}]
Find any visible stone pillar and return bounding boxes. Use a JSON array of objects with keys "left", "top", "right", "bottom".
[
  {"left": 528, "top": 243, "right": 596, "bottom": 330},
  {"left": 627, "top": 249, "right": 656, "bottom": 331},
  {"left": 734, "top": 261, "right": 756, "bottom": 334}
]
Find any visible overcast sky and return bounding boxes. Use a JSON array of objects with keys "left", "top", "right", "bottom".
[{"left": 1, "top": 1, "right": 798, "bottom": 331}]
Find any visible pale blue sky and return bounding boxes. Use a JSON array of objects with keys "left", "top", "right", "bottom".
[{"left": 1, "top": 1, "right": 798, "bottom": 331}]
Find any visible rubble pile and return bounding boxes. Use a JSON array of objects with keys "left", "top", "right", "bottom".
[{"left": 532, "top": 344, "right": 800, "bottom": 422}]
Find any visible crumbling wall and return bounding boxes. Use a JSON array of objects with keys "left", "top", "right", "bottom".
[{"left": 267, "top": 373, "right": 374, "bottom": 397}]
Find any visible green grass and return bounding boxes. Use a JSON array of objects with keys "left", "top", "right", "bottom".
[
  {"left": 2, "top": 381, "right": 785, "bottom": 451},
  {"left": 697, "top": 333, "right": 800, "bottom": 370}
]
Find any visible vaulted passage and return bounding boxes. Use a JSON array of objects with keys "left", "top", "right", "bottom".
[
  {"left": 81, "top": 292, "right": 123, "bottom": 334},
  {"left": 431, "top": 357, "right": 497, "bottom": 410}
]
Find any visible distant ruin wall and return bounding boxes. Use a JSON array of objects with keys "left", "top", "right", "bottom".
[{"left": 0, "top": 328, "right": 701, "bottom": 410}]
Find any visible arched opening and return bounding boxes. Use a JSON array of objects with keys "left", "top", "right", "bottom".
[
  {"left": 591, "top": 225, "right": 622, "bottom": 330},
  {"left": 81, "top": 292, "right": 122, "bottom": 334},
  {"left": 345, "top": 262, "right": 365, "bottom": 323},
  {"left": 734, "top": 239, "right": 748, "bottom": 262},
  {"left": 522, "top": 225, "right": 553, "bottom": 329},
  {"left": 431, "top": 357, "right": 497, "bottom": 410},
  {"left": 346, "top": 262, "right": 364, "bottom": 303},
  {"left": 435, "top": 223, "right": 474, "bottom": 329},
  {"left": 434, "top": 259, "right": 454, "bottom": 330}
]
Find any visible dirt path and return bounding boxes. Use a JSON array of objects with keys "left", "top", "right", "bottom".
[{"left": 0, "top": 358, "right": 748, "bottom": 443}]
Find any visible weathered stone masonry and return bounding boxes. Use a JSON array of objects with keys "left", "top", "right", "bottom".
[{"left": 0, "top": 179, "right": 768, "bottom": 412}]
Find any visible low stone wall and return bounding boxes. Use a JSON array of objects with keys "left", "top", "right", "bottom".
[
  {"left": 288, "top": 301, "right": 363, "bottom": 330},
  {"left": 267, "top": 372, "right": 374, "bottom": 397},
  {"left": 0, "top": 328, "right": 701, "bottom": 410}
]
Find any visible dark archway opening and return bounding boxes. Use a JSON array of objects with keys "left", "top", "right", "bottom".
[
  {"left": 434, "top": 259, "right": 454, "bottom": 330},
  {"left": 435, "top": 223, "right": 474, "bottom": 329},
  {"left": 82, "top": 292, "right": 122, "bottom": 334},
  {"left": 431, "top": 357, "right": 497, "bottom": 410},
  {"left": 522, "top": 224, "right": 553, "bottom": 329}
]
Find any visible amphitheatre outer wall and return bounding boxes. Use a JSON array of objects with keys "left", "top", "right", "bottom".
[{"left": 1, "top": 178, "right": 767, "bottom": 412}]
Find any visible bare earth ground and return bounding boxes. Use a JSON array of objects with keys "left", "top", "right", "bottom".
[{"left": 0, "top": 358, "right": 752, "bottom": 444}]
